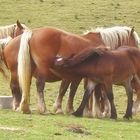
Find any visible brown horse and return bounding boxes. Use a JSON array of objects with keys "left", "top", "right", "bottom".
[
  {"left": 0, "top": 21, "right": 28, "bottom": 110},
  {"left": 53, "top": 26, "right": 140, "bottom": 115},
  {"left": 54, "top": 46, "right": 140, "bottom": 119},
  {"left": 3, "top": 27, "right": 102, "bottom": 113},
  {"left": 1, "top": 26, "right": 139, "bottom": 114},
  {"left": 18, "top": 26, "right": 140, "bottom": 115}
]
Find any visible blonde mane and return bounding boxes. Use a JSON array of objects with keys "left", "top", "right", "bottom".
[
  {"left": 0, "top": 23, "right": 28, "bottom": 39},
  {"left": 84, "top": 26, "right": 140, "bottom": 49},
  {"left": 0, "top": 24, "right": 15, "bottom": 38}
]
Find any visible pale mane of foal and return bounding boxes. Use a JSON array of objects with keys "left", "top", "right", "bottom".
[{"left": 84, "top": 26, "right": 140, "bottom": 49}]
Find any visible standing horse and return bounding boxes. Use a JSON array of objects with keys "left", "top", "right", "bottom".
[
  {"left": 2, "top": 27, "right": 100, "bottom": 113},
  {"left": 53, "top": 26, "right": 140, "bottom": 115},
  {"left": 0, "top": 20, "right": 28, "bottom": 39},
  {"left": 1, "top": 26, "right": 139, "bottom": 114},
  {"left": 54, "top": 47, "right": 140, "bottom": 119}
]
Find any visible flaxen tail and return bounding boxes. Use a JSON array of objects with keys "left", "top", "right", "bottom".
[{"left": 18, "top": 30, "right": 32, "bottom": 102}]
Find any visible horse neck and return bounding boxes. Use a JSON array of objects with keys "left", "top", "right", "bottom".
[
  {"left": 98, "top": 26, "right": 140, "bottom": 49},
  {"left": 128, "top": 32, "right": 139, "bottom": 47},
  {"left": 82, "top": 32, "right": 104, "bottom": 46},
  {"left": 0, "top": 25, "right": 15, "bottom": 38}
]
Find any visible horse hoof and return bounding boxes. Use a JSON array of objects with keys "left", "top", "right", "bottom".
[
  {"left": 65, "top": 109, "right": 74, "bottom": 115},
  {"left": 55, "top": 109, "right": 64, "bottom": 114},
  {"left": 23, "top": 109, "right": 31, "bottom": 114},
  {"left": 37, "top": 107, "right": 47, "bottom": 114},
  {"left": 102, "top": 112, "right": 111, "bottom": 118},
  {"left": 19, "top": 105, "right": 31, "bottom": 114},
  {"left": 40, "top": 110, "right": 53, "bottom": 115},
  {"left": 53, "top": 103, "right": 63, "bottom": 114},
  {"left": 72, "top": 111, "right": 83, "bottom": 117},
  {"left": 110, "top": 115, "right": 117, "bottom": 120},
  {"left": 123, "top": 115, "right": 132, "bottom": 120}
]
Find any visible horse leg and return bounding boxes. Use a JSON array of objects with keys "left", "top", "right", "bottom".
[
  {"left": 133, "top": 90, "right": 140, "bottom": 115},
  {"left": 65, "top": 78, "right": 81, "bottom": 114},
  {"left": 131, "top": 77, "right": 140, "bottom": 115},
  {"left": 83, "top": 93, "right": 94, "bottom": 118},
  {"left": 83, "top": 78, "right": 94, "bottom": 117},
  {"left": 83, "top": 82, "right": 102, "bottom": 118},
  {"left": 10, "top": 72, "right": 21, "bottom": 110},
  {"left": 53, "top": 79, "right": 70, "bottom": 114},
  {"left": 123, "top": 78, "right": 133, "bottom": 119},
  {"left": 105, "top": 85, "right": 117, "bottom": 119},
  {"left": 93, "top": 84, "right": 105, "bottom": 118},
  {"left": 72, "top": 79, "right": 96, "bottom": 117},
  {"left": 102, "top": 93, "right": 111, "bottom": 117},
  {"left": 36, "top": 76, "right": 47, "bottom": 114}
]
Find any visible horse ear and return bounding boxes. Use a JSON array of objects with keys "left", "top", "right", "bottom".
[
  {"left": 16, "top": 20, "right": 23, "bottom": 29},
  {"left": 130, "top": 26, "right": 135, "bottom": 35}
]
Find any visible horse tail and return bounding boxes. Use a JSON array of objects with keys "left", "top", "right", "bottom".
[
  {"left": 18, "top": 30, "right": 32, "bottom": 102},
  {"left": 55, "top": 47, "right": 107, "bottom": 68}
]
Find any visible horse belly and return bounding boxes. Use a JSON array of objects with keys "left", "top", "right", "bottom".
[{"left": 112, "top": 64, "right": 135, "bottom": 84}]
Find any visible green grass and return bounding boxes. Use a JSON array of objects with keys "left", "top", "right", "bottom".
[
  {"left": 0, "top": 110, "right": 140, "bottom": 140},
  {"left": 0, "top": 0, "right": 140, "bottom": 139}
]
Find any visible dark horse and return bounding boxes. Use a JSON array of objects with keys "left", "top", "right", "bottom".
[
  {"left": 1, "top": 26, "right": 139, "bottom": 114},
  {"left": 54, "top": 47, "right": 140, "bottom": 119}
]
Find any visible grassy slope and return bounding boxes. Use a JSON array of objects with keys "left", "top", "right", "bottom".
[{"left": 0, "top": 0, "right": 140, "bottom": 139}]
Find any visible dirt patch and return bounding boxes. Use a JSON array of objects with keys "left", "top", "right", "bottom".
[
  {"left": 66, "top": 125, "right": 92, "bottom": 135},
  {"left": 57, "top": 122, "right": 92, "bottom": 135}
]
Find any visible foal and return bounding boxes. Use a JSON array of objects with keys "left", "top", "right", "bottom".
[{"left": 54, "top": 47, "right": 140, "bottom": 119}]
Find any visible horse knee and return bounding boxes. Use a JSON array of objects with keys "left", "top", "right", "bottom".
[{"left": 36, "top": 78, "right": 45, "bottom": 92}]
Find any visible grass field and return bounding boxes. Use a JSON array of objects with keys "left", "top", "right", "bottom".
[{"left": 0, "top": 0, "right": 140, "bottom": 139}]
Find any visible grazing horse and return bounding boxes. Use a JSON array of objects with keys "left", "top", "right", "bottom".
[
  {"left": 0, "top": 20, "right": 28, "bottom": 39},
  {"left": 0, "top": 21, "right": 28, "bottom": 110},
  {"left": 53, "top": 26, "right": 140, "bottom": 115},
  {"left": 54, "top": 47, "right": 140, "bottom": 119},
  {"left": 1, "top": 26, "right": 139, "bottom": 114}
]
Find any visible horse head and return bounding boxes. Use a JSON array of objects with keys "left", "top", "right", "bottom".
[
  {"left": 55, "top": 54, "right": 75, "bottom": 68},
  {"left": 128, "top": 26, "right": 140, "bottom": 47},
  {"left": 13, "top": 20, "right": 29, "bottom": 38},
  {"left": 54, "top": 47, "right": 109, "bottom": 68}
]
